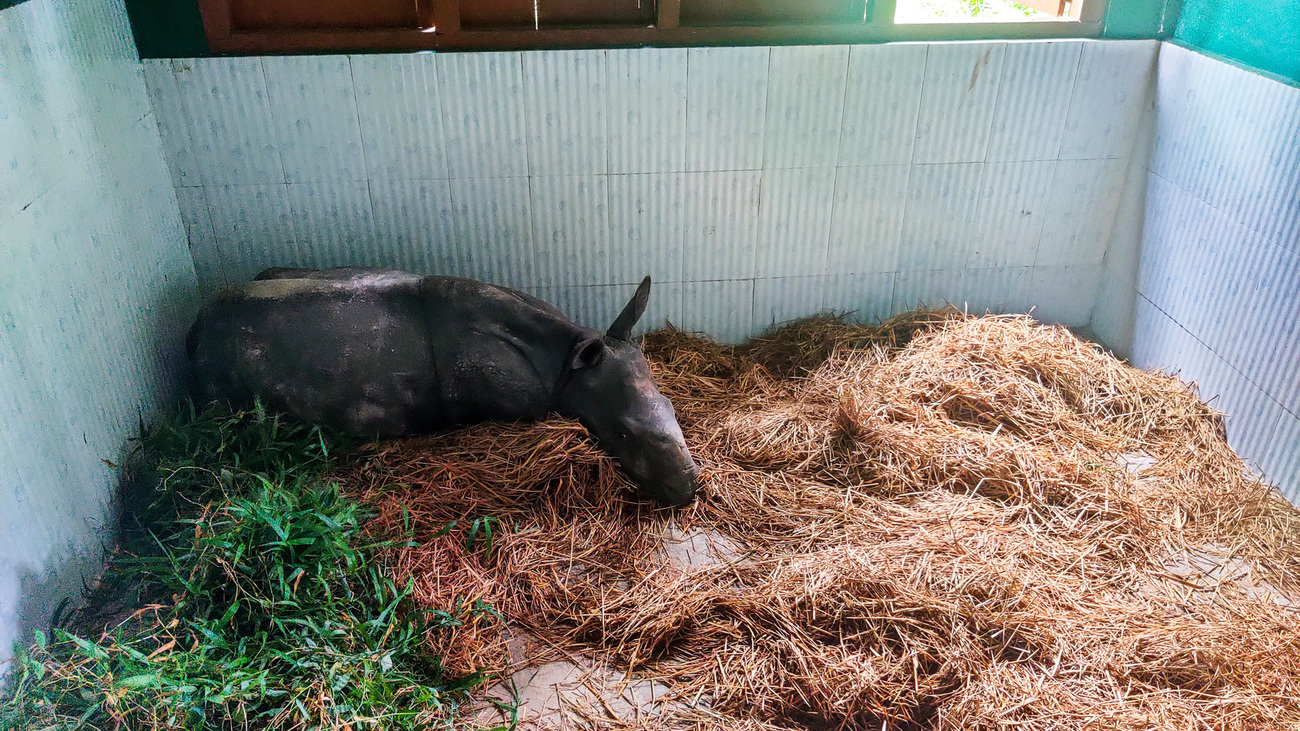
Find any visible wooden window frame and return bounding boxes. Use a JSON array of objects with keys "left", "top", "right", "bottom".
[{"left": 195, "top": 0, "right": 1107, "bottom": 54}]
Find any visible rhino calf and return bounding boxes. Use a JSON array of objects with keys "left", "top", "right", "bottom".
[{"left": 186, "top": 267, "right": 699, "bottom": 505}]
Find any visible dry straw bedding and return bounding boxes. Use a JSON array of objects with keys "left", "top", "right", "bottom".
[{"left": 338, "top": 310, "right": 1300, "bottom": 730}]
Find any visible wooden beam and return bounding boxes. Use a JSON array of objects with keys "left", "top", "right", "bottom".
[{"left": 657, "top": 0, "right": 682, "bottom": 30}]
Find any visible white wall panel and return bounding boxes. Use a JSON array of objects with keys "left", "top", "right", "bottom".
[
  {"left": 684, "top": 47, "right": 769, "bottom": 172},
  {"left": 529, "top": 175, "right": 610, "bottom": 287},
  {"left": 436, "top": 52, "right": 529, "bottom": 178},
  {"left": 753, "top": 276, "right": 830, "bottom": 330},
  {"left": 147, "top": 41, "right": 1156, "bottom": 352},
  {"left": 141, "top": 60, "right": 200, "bottom": 187},
  {"left": 897, "top": 162, "right": 985, "bottom": 270},
  {"left": 968, "top": 160, "right": 1054, "bottom": 268},
  {"left": 606, "top": 48, "right": 688, "bottom": 175},
  {"left": 1095, "top": 42, "right": 1300, "bottom": 495},
  {"left": 368, "top": 178, "right": 458, "bottom": 275},
  {"left": 174, "top": 185, "right": 226, "bottom": 293},
  {"left": 1264, "top": 416, "right": 1300, "bottom": 502},
  {"left": 838, "top": 44, "right": 928, "bottom": 166},
  {"left": 286, "top": 180, "right": 378, "bottom": 268},
  {"left": 986, "top": 41, "right": 1082, "bottom": 163},
  {"left": 448, "top": 175, "right": 535, "bottom": 285},
  {"left": 351, "top": 54, "right": 449, "bottom": 181},
  {"left": 682, "top": 170, "right": 761, "bottom": 281},
  {"left": 823, "top": 272, "right": 897, "bottom": 324},
  {"left": 755, "top": 167, "right": 837, "bottom": 278},
  {"left": 263, "top": 56, "right": 367, "bottom": 183},
  {"left": 205, "top": 184, "right": 301, "bottom": 282},
  {"left": 1036, "top": 158, "right": 1126, "bottom": 266},
  {"left": 607, "top": 172, "right": 686, "bottom": 284},
  {"left": 680, "top": 279, "right": 755, "bottom": 344},
  {"left": 171, "top": 57, "right": 285, "bottom": 186},
  {"left": 1059, "top": 40, "right": 1158, "bottom": 160},
  {"left": 763, "top": 45, "right": 850, "bottom": 169},
  {"left": 912, "top": 43, "right": 1006, "bottom": 164},
  {"left": 522, "top": 50, "right": 608, "bottom": 175},
  {"left": 1, "top": 0, "right": 198, "bottom": 673},
  {"left": 827, "top": 164, "right": 910, "bottom": 275}
]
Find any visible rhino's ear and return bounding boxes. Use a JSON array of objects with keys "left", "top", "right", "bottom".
[
  {"left": 606, "top": 276, "right": 651, "bottom": 341},
  {"left": 568, "top": 335, "right": 605, "bottom": 371}
]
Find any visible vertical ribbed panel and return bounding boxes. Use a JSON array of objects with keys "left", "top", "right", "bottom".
[
  {"left": 529, "top": 175, "right": 610, "bottom": 287},
  {"left": 142, "top": 60, "right": 199, "bottom": 187},
  {"left": 839, "top": 44, "right": 928, "bottom": 166},
  {"left": 753, "top": 276, "right": 828, "bottom": 331},
  {"left": 143, "top": 40, "right": 1156, "bottom": 350},
  {"left": 682, "top": 170, "right": 761, "bottom": 281},
  {"left": 823, "top": 272, "right": 896, "bottom": 324},
  {"left": 522, "top": 50, "right": 608, "bottom": 175},
  {"left": 286, "top": 181, "right": 377, "bottom": 268},
  {"left": 607, "top": 172, "right": 686, "bottom": 284},
  {"left": 680, "top": 279, "right": 755, "bottom": 344},
  {"left": 912, "top": 43, "right": 1006, "bottom": 164},
  {"left": 436, "top": 52, "right": 528, "bottom": 178},
  {"left": 1060, "top": 41, "right": 1157, "bottom": 160},
  {"left": 1130, "top": 297, "right": 1287, "bottom": 467},
  {"left": 448, "top": 176, "right": 534, "bottom": 286},
  {"left": 1, "top": 0, "right": 199, "bottom": 667},
  {"left": 896, "top": 162, "right": 984, "bottom": 271},
  {"left": 828, "top": 165, "right": 910, "bottom": 275},
  {"left": 1090, "top": 269, "right": 1138, "bottom": 358},
  {"left": 368, "top": 178, "right": 456, "bottom": 275},
  {"left": 606, "top": 48, "right": 688, "bottom": 174},
  {"left": 756, "top": 167, "right": 836, "bottom": 278},
  {"left": 1151, "top": 43, "right": 1300, "bottom": 253},
  {"left": 172, "top": 57, "right": 285, "bottom": 185},
  {"left": 891, "top": 268, "right": 967, "bottom": 312},
  {"left": 537, "top": 281, "right": 683, "bottom": 336},
  {"left": 1228, "top": 246, "right": 1300, "bottom": 410},
  {"left": 685, "top": 47, "right": 769, "bottom": 172},
  {"left": 263, "top": 56, "right": 367, "bottom": 183},
  {"left": 637, "top": 280, "right": 684, "bottom": 334},
  {"left": 543, "top": 285, "right": 625, "bottom": 332},
  {"left": 174, "top": 186, "right": 227, "bottom": 294},
  {"left": 351, "top": 54, "right": 448, "bottom": 181},
  {"left": 1035, "top": 159, "right": 1125, "bottom": 266},
  {"left": 1026, "top": 265, "right": 1102, "bottom": 327},
  {"left": 0, "top": 28, "right": 66, "bottom": 221},
  {"left": 1263, "top": 415, "right": 1300, "bottom": 501},
  {"left": 969, "top": 160, "right": 1054, "bottom": 268},
  {"left": 985, "top": 41, "right": 1082, "bottom": 162},
  {"left": 205, "top": 184, "right": 301, "bottom": 282},
  {"left": 763, "top": 45, "right": 850, "bottom": 169}
]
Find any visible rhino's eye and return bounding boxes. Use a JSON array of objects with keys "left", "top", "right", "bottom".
[{"left": 617, "top": 429, "right": 630, "bottom": 441}]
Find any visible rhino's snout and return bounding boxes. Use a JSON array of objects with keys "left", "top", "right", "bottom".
[{"left": 631, "top": 443, "right": 699, "bottom": 507}]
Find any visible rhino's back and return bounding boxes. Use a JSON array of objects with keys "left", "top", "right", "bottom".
[{"left": 187, "top": 269, "right": 588, "bottom": 436}]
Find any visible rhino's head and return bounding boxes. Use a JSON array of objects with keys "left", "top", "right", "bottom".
[{"left": 555, "top": 278, "right": 699, "bottom": 506}]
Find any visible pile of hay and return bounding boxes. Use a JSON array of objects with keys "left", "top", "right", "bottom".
[{"left": 338, "top": 310, "right": 1300, "bottom": 730}]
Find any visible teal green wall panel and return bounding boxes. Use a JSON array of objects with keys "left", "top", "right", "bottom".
[
  {"left": 1102, "top": 0, "right": 1179, "bottom": 37},
  {"left": 1175, "top": 0, "right": 1300, "bottom": 83}
]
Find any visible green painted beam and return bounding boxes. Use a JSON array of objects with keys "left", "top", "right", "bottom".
[
  {"left": 126, "top": 0, "right": 210, "bottom": 58},
  {"left": 1102, "top": 0, "right": 1179, "bottom": 37},
  {"left": 1175, "top": 0, "right": 1300, "bottom": 83}
]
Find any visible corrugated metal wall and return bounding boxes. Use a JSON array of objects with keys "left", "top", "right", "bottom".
[
  {"left": 0, "top": 0, "right": 198, "bottom": 668},
  {"left": 145, "top": 40, "right": 1157, "bottom": 341},
  {"left": 1092, "top": 42, "right": 1300, "bottom": 495}
]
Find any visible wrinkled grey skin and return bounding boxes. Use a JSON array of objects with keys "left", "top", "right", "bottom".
[{"left": 186, "top": 267, "right": 699, "bottom": 505}]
